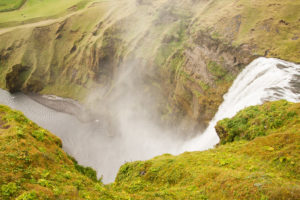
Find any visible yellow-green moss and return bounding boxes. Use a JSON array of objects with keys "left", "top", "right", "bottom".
[
  {"left": 216, "top": 100, "right": 300, "bottom": 144},
  {"left": 112, "top": 101, "right": 300, "bottom": 199},
  {"left": 0, "top": 105, "right": 123, "bottom": 199},
  {"left": 1, "top": 101, "right": 299, "bottom": 199}
]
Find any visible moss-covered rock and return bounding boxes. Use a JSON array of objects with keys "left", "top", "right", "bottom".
[
  {"left": 5, "top": 64, "right": 30, "bottom": 93},
  {"left": 216, "top": 100, "right": 300, "bottom": 144}
]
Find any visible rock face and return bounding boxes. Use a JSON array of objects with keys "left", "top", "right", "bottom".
[
  {"left": 5, "top": 64, "right": 30, "bottom": 93},
  {"left": 0, "top": 0, "right": 299, "bottom": 129},
  {"left": 164, "top": 31, "right": 256, "bottom": 127}
]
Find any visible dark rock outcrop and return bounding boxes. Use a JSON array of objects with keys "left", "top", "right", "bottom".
[{"left": 5, "top": 64, "right": 30, "bottom": 93}]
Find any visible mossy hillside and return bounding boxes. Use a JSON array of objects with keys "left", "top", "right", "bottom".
[
  {"left": 0, "top": 101, "right": 299, "bottom": 199},
  {"left": 0, "top": 1, "right": 117, "bottom": 101},
  {"left": 190, "top": 0, "right": 300, "bottom": 63},
  {"left": 216, "top": 100, "right": 300, "bottom": 144},
  {"left": 0, "top": 105, "right": 125, "bottom": 200},
  {"left": 112, "top": 100, "right": 300, "bottom": 199}
]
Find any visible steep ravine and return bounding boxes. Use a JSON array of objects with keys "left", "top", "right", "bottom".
[
  {"left": 0, "top": 1, "right": 299, "bottom": 199},
  {"left": 0, "top": 0, "right": 299, "bottom": 129}
]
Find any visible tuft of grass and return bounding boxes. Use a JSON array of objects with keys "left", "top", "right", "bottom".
[{"left": 207, "top": 61, "right": 227, "bottom": 78}]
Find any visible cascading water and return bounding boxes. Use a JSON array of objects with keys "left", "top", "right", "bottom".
[{"left": 180, "top": 57, "right": 300, "bottom": 152}]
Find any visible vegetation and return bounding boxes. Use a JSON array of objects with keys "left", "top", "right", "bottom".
[
  {"left": 216, "top": 100, "right": 300, "bottom": 144},
  {"left": 0, "top": 0, "right": 26, "bottom": 12},
  {"left": 0, "top": 0, "right": 94, "bottom": 27},
  {"left": 0, "top": 104, "right": 114, "bottom": 199},
  {"left": 190, "top": 0, "right": 300, "bottom": 62},
  {"left": 111, "top": 103, "right": 299, "bottom": 200},
  {"left": 0, "top": 0, "right": 299, "bottom": 199},
  {"left": 1, "top": 100, "right": 299, "bottom": 199}
]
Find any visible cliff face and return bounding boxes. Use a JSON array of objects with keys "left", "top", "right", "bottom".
[{"left": 0, "top": 0, "right": 299, "bottom": 127}]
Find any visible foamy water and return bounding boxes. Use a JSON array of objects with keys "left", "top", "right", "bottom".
[{"left": 180, "top": 57, "right": 300, "bottom": 152}]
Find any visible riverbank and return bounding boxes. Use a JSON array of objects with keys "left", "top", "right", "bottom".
[{"left": 29, "top": 94, "right": 94, "bottom": 122}]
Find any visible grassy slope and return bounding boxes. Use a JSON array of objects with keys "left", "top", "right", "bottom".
[
  {"left": 0, "top": 104, "right": 128, "bottom": 200},
  {"left": 1, "top": 100, "right": 299, "bottom": 199},
  {"left": 216, "top": 100, "right": 300, "bottom": 144},
  {"left": 0, "top": 0, "right": 26, "bottom": 12},
  {"left": 0, "top": 0, "right": 94, "bottom": 27},
  {"left": 0, "top": 0, "right": 116, "bottom": 100},
  {"left": 190, "top": 0, "right": 300, "bottom": 62},
  {"left": 111, "top": 100, "right": 300, "bottom": 199}
]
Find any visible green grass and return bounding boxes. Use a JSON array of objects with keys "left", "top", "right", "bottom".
[
  {"left": 0, "top": 0, "right": 26, "bottom": 12},
  {"left": 216, "top": 100, "right": 300, "bottom": 144},
  {"left": 0, "top": 0, "right": 94, "bottom": 27},
  {"left": 191, "top": 0, "right": 300, "bottom": 62},
  {"left": 207, "top": 61, "right": 227, "bottom": 78},
  {"left": 111, "top": 100, "right": 300, "bottom": 199},
  {"left": 0, "top": 104, "right": 118, "bottom": 199}
]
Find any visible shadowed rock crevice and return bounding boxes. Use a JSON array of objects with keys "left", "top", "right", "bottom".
[{"left": 5, "top": 64, "right": 30, "bottom": 93}]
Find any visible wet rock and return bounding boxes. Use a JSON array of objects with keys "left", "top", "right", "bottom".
[{"left": 276, "top": 64, "right": 288, "bottom": 69}]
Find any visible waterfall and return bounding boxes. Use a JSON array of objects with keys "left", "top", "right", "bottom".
[
  {"left": 0, "top": 57, "right": 299, "bottom": 182},
  {"left": 180, "top": 57, "right": 300, "bottom": 153}
]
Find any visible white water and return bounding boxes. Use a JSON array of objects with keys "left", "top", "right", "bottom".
[{"left": 180, "top": 57, "right": 300, "bottom": 152}]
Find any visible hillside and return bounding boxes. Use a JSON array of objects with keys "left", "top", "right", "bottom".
[
  {"left": 0, "top": 0, "right": 299, "bottom": 127},
  {"left": 0, "top": 1, "right": 299, "bottom": 199},
  {"left": 0, "top": 0, "right": 93, "bottom": 26},
  {"left": 1, "top": 100, "right": 299, "bottom": 199},
  {"left": 0, "top": 104, "right": 112, "bottom": 199}
]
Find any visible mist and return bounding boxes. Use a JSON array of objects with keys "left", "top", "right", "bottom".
[{"left": 82, "top": 58, "right": 192, "bottom": 183}]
